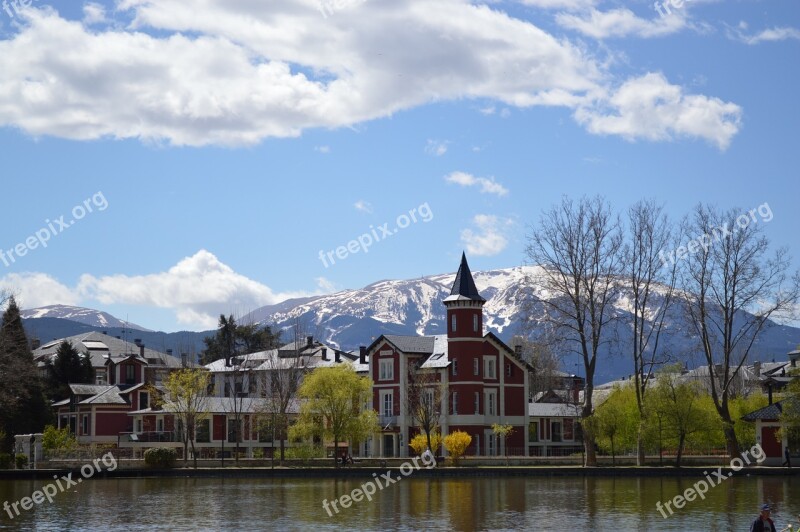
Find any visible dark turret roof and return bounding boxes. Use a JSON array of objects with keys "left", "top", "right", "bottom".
[{"left": 444, "top": 252, "right": 485, "bottom": 303}]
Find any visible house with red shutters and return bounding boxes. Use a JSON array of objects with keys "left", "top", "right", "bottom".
[{"left": 366, "top": 253, "right": 530, "bottom": 458}]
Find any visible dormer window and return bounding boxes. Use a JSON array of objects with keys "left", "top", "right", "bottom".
[{"left": 125, "top": 365, "right": 135, "bottom": 383}]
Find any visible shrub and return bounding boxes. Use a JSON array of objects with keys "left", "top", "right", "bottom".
[
  {"left": 143, "top": 447, "right": 177, "bottom": 468},
  {"left": 0, "top": 453, "right": 12, "bottom": 469},
  {"left": 409, "top": 432, "right": 442, "bottom": 456},
  {"left": 42, "top": 425, "right": 78, "bottom": 453},
  {"left": 253, "top": 448, "right": 264, "bottom": 459},
  {"left": 285, "top": 444, "right": 324, "bottom": 462},
  {"left": 15, "top": 454, "right": 28, "bottom": 469},
  {"left": 443, "top": 431, "right": 472, "bottom": 466}
]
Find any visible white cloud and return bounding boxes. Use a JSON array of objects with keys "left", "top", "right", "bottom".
[
  {"left": 728, "top": 24, "right": 800, "bottom": 45},
  {"left": 0, "top": 272, "right": 79, "bottom": 308},
  {"left": 444, "top": 171, "right": 509, "bottom": 197},
  {"left": 74, "top": 250, "right": 320, "bottom": 329},
  {"left": 556, "top": 8, "right": 687, "bottom": 39},
  {"left": 314, "top": 145, "right": 331, "bottom": 153},
  {"left": 575, "top": 72, "right": 742, "bottom": 150},
  {"left": 354, "top": 200, "right": 373, "bottom": 213},
  {"left": 0, "top": 2, "right": 742, "bottom": 148},
  {"left": 518, "top": 0, "right": 597, "bottom": 10},
  {"left": 83, "top": 2, "right": 109, "bottom": 25},
  {"left": 460, "top": 215, "right": 513, "bottom": 257},
  {"left": 425, "top": 139, "right": 449, "bottom": 156}
]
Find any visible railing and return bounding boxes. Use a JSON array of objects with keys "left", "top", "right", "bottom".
[
  {"left": 118, "top": 431, "right": 177, "bottom": 443},
  {"left": 379, "top": 416, "right": 397, "bottom": 428}
]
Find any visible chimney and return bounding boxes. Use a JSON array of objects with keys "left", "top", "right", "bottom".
[
  {"left": 754, "top": 361, "right": 761, "bottom": 376},
  {"left": 115, "top": 336, "right": 121, "bottom": 339},
  {"left": 792, "top": 358, "right": 797, "bottom": 368},
  {"left": 166, "top": 349, "right": 173, "bottom": 356},
  {"left": 306, "top": 336, "right": 313, "bottom": 347},
  {"left": 572, "top": 383, "right": 580, "bottom": 404},
  {"left": 359, "top": 346, "right": 367, "bottom": 365},
  {"left": 768, "top": 384, "right": 773, "bottom": 405},
  {"left": 181, "top": 352, "right": 188, "bottom": 367},
  {"left": 102, "top": 331, "right": 107, "bottom": 335},
  {"left": 335, "top": 350, "right": 341, "bottom": 363},
  {"left": 514, "top": 345, "right": 522, "bottom": 356},
  {"left": 139, "top": 343, "right": 145, "bottom": 358},
  {"left": 134, "top": 338, "right": 142, "bottom": 346},
  {"left": 31, "top": 338, "right": 41, "bottom": 350},
  {"left": 321, "top": 348, "right": 328, "bottom": 361}
]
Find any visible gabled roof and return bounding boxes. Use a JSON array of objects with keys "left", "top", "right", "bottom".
[
  {"left": 444, "top": 252, "right": 485, "bottom": 303},
  {"left": 742, "top": 400, "right": 791, "bottom": 421},
  {"left": 381, "top": 335, "right": 435, "bottom": 354}
]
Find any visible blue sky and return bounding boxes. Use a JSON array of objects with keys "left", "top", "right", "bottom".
[{"left": 0, "top": 0, "right": 798, "bottom": 332}]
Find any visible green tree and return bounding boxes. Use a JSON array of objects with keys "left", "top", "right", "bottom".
[
  {"left": 593, "top": 386, "right": 639, "bottom": 465},
  {"left": 779, "top": 369, "right": 800, "bottom": 448},
  {"left": 0, "top": 295, "right": 50, "bottom": 450},
  {"left": 200, "top": 315, "right": 279, "bottom": 365},
  {"left": 41, "top": 425, "right": 77, "bottom": 454},
  {"left": 648, "top": 371, "right": 717, "bottom": 467},
  {"left": 289, "top": 364, "right": 377, "bottom": 467},
  {"left": 164, "top": 368, "right": 211, "bottom": 469},
  {"left": 45, "top": 340, "right": 94, "bottom": 401}
]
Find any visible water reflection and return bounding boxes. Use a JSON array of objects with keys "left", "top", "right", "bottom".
[{"left": 0, "top": 475, "right": 797, "bottom": 531}]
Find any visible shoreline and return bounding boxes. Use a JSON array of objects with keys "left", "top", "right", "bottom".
[{"left": 2, "top": 465, "right": 798, "bottom": 481}]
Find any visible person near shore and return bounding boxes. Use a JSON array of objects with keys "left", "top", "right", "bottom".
[
  {"left": 783, "top": 447, "right": 792, "bottom": 468},
  {"left": 750, "top": 504, "right": 777, "bottom": 532}
]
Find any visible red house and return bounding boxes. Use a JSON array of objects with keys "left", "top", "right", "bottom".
[{"left": 367, "top": 253, "right": 530, "bottom": 458}]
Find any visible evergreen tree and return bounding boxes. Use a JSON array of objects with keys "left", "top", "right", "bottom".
[
  {"left": 0, "top": 296, "right": 51, "bottom": 450},
  {"left": 200, "top": 315, "right": 280, "bottom": 365},
  {"left": 46, "top": 340, "right": 94, "bottom": 401}
]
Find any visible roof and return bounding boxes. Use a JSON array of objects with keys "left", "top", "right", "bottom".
[
  {"left": 741, "top": 400, "right": 794, "bottom": 421},
  {"left": 443, "top": 252, "right": 485, "bottom": 303},
  {"left": 420, "top": 335, "right": 450, "bottom": 368},
  {"left": 129, "top": 397, "right": 301, "bottom": 415},
  {"left": 529, "top": 402, "right": 583, "bottom": 417},
  {"left": 382, "top": 335, "right": 435, "bottom": 354},
  {"left": 32, "top": 331, "right": 193, "bottom": 369}
]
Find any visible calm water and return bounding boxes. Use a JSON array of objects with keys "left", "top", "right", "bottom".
[{"left": 1, "top": 474, "right": 798, "bottom": 530}]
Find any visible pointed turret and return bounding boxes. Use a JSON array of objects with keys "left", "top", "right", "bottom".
[
  {"left": 444, "top": 252, "right": 486, "bottom": 303},
  {"left": 443, "top": 253, "right": 484, "bottom": 339}
]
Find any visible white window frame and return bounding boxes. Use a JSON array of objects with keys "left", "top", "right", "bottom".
[
  {"left": 451, "top": 359, "right": 458, "bottom": 376},
  {"left": 381, "top": 391, "right": 393, "bottom": 418},
  {"left": 451, "top": 314, "right": 457, "bottom": 332},
  {"left": 487, "top": 390, "right": 496, "bottom": 416},
  {"left": 473, "top": 314, "right": 478, "bottom": 332},
  {"left": 484, "top": 357, "right": 496, "bottom": 379},
  {"left": 452, "top": 391, "right": 458, "bottom": 415},
  {"left": 473, "top": 358, "right": 479, "bottom": 376},
  {"left": 379, "top": 359, "right": 394, "bottom": 381},
  {"left": 474, "top": 391, "right": 480, "bottom": 414}
]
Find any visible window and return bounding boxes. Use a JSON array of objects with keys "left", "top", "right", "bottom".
[
  {"left": 224, "top": 382, "right": 231, "bottom": 397},
  {"left": 552, "top": 421, "right": 562, "bottom": 443},
  {"left": 487, "top": 391, "right": 496, "bottom": 416},
  {"left": 382, "top": 392, "right": 393, "bottom": 418},
  {"left": 451, "top": 359, "right": 458, "bottom": 376},
  {"left": 136, "top": 419, "right": 143, "bottom": 433},
  {"left": 249, "top": 378, "right": 257, "bottom": 395},
  {"left": 473, "top": 358, "right": 479, "bottom": 376},
  {"left": 506, "top": 363, "right": 513, "bottom": 377},
  {"left": 485, "top": 358, "right": 496, "bottom": 379},
  {"left": 451, "top": 392, "right": 458, "bottom": 415},
  {"left": 125, "top": 364, "right": 135, "bottom": 383},
  {"left": 196, "top": 420, "right": 210, "bottom": 443},
  {"left": 529, "top": 422, "right": 539, "bottom": 442},
  {"left": 81, "top": 414, "right": 89, "bottom": 435},
  {"left": 564, "top": 419, "right": 574, "bottom": 441},
  {"left": 475, "top": 435, "right": 480, "bottom": 456},
  {"left": 451, "top": 314, "right": 457, "bottom": 332},
  {"left": 379, "top": 359, "right": 394, "bottom": 381},
  {"left": 473, "top": 314, "right": 478, "bottom": 332},
  {"left": 156, "top": 418, "right": 164, "bottom": 432},
  {"left": 474, "top": 392, "right": 480, "bottom": 414},
  {"left": 140, "top": 392, "right": 149, "bottom": 410},
  {"left": 423, "top": 390, "right": 434, "bottom": 409},
  {"left": 488, "top": 434, "right": 495, "bottom": 456}
]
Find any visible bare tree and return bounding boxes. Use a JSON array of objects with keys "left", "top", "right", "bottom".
[
  {"left": 406, "top": 362, "right": 446, "bottom": 457},
  {"left": 510, "top": 334, "right": 561, "bottom": 399},
  {"left": 625, "top": 199, "right": 679, "bottom": 465},
  {"left": 524, "top": 195, "right": 623, "bottom": 466},
  {"left": 680, "top": 203, "right": 799, "bottom": 458},
  {"left": 258, "top": 320, "right": 304, "bottom": 464}
]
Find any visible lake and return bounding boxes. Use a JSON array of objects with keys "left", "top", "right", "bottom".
[{"left": 1, "top": 475, "right": 798, "bottom": 530}]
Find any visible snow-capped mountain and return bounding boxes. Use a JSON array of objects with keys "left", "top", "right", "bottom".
[
  {"left": 20, "top": 305, "right": 151, "bottom": 332},
  {"left": 244, "top": 266, "right": 800, "bottom": 380}
]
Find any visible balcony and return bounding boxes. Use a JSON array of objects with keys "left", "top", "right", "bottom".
[
  {"left": 380, "top": 415, "right": 397, "bottom": 428},
  {"left": 119, "top": 431, "right": 177, "bottom": 443}
]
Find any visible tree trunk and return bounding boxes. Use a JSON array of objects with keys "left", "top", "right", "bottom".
[
  {"left": 334, "top": 437, "right": 339, "bottom": 468},
  {"left": 676, "top": 433, "right": 685, "bottom": 468},
  {"left": 583, "top": 420, "right": 597, "bottom": 467},
  {"left": 190, "top": 438, "right": 197, "bottom": 469},
  {"left": 636, "top": 426, "right": 646, "bottom": 466},
  {"left": 722, "top": 420, "right": 740, "bottom": 460}
]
